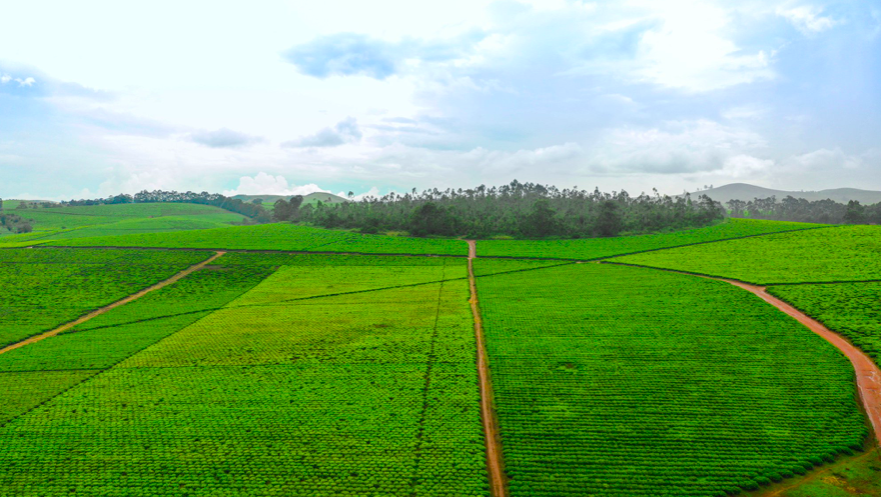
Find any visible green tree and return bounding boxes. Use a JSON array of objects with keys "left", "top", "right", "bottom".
[
  {"left": 409, "top": 202, "right": 455, "bottom": 236},
  {"left": 844, "top": 200, "right": 865, "bottom": 224},
  {"left": 595, "top": 200, "right": 623, "bottom": 237},
  {"left": 272, "top": 199, "right": 294, "bottom": 222},
  {"left": 520, "top": 199, "right": 558, "bottom": 237}
]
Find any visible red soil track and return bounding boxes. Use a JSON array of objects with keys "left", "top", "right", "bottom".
[
  {"left": 0, "top": 251, "right": 225, "bottom": 355},
  {"left": 727, "top": 280, "right": 881, "bottom": 444},
  {"left": 467, "top": 240, "right": 508, "bottom": 497}
]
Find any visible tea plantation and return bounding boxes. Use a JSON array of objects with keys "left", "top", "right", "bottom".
[{"left": 0, "top": 215, "right": 877, "bottom": 496}]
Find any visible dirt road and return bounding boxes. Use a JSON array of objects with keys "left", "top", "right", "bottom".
[
  {"left": 466, "top": 240, "right": 507, "bottom": 497},
  {"left": 727, "top": 280, "right": 881, "bottom": 444},
  {"left": 0, "top": 251, "right": 225, "bottom": 355}
]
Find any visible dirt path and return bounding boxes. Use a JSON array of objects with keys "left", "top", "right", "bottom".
[
  {"left": 603, "top": 261, "right": 881, "bottom": 445},
  {"left": 0, "top": 251, "right": 225, "bottom": 355},
  {"left": 727, "top": 280, "right": 881, "bottom": 444},
  {"left": 467, "top": 240, "right": 507, "bottom": 497}
]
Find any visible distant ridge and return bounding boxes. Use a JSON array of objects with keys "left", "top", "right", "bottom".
[
  {"left": 231, "top": 192, "right": 349, "bottom": 206},
  {"left": 688, "top": 183, "right": 881, "bottom": 204}
]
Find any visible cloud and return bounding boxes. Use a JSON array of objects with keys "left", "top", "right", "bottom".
[
  {"left": 282, "top": 32, "right": 483, "bottom": 79},
  {"left": 586, "top": 120, "right": 768, "bottom": 174},
  {"left": 189, "top": 128, "right": 263, "bottom": 148},
  {"left": 777, "top": 5, "right": 838, "bottom": 35},
  {"left": 222, "top": 173, "right": 342, "bottom": 197},
  {"left": 282, "top": 117, "right": 362, "bottom": 148}
]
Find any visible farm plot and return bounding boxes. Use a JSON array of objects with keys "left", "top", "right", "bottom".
[
  {"left": 477, "top": 218, "right": 825, "bottom": 260},
  {"left": 768, "top": 282, "right": 881, "bottom": 366},
  {"left": 13, "top": 202, "right": 242, "bottom": 231},
  {"left": 475, "top": 262, "right": 867, "bottom": 497},
  {"left": 0, "top": 255, "right": 487, "bottom": 496},
  {"left": 47, "top": 223, "right": 469, "bottom": 256},
  {"left": 0, "top": 248, "right": 209, "bottom": 347},
  {"left": 612, "top": 224, "right": 881, "bottom": 284}
]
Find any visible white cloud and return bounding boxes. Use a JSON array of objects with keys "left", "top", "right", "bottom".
[
  {"left": 15, "top": 77, "right": 36, "bottom": 87},
  {"left": 0, "top": 74, "right": 10, "bottom": 84},
  {"left": 777, "top": 5, "right": 838, "bottom": 35},
  {"left": 338, "top": 186, "right": 381, "bottom": 200},
  {"left": 721, "top": 105, "right": 767, "bottom": 121},
  {"left": 587, "top": 120, "right": 767, "bottom": 174},
  {"left": 632, "top": 3, "right": 774, "bottom": 92},
  {"left": 223, "top": 172, "right": 331, "bottom": 196},
  {"left": 282, "top": 117, "right": 363, "bottom": 148}
]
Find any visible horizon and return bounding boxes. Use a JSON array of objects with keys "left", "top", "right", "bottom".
[{"left": 2, "top": 1, "right": 879, "bottom": 199}]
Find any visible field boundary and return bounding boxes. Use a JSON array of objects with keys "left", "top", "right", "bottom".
[
  {"left": 467, "top": 240, "right": 508, "bottom": 497},
  {"left": 11, "top": 223, "right": 834, "bottom": 263},
  {"left": 18, "top": 244, "right": 470, "bottom": 259},
  {"left": 603, "top": 260, "right": 881, "bottom": 447},
  {"left": 605, "top": 260, "right": 881, "bottom": 286},
  {"left": 0, "top": 251, "right": 224, "bottom": 355},
  {"left": 478, "top": 224, "right": 838, "bottom": 263}
]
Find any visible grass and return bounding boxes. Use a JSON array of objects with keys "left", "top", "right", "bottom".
[
  {"left": 475, "top": 262, "right": 867, "bottom": 497},
  {"left": 44, "top": 222, "right": 469, "bottom": 255},
  {"left": 0, "top": 254, "right": 487, "bottom": 496},
  {"left": 753, "top": 448, "right": 881, "bottom": 497},
  {"left": 477, "top": 218, "right": 827, "bottom": 260},
  {"left": 613, "top": 225, "right": 881, "bottom": 284}
]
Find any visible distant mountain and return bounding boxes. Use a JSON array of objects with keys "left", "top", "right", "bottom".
[
  {"left": 232, "top": 192, "right": 349, "bottom": 206},
  {"left": 688, "top": 183, "right": 881, "bottom": 205}
]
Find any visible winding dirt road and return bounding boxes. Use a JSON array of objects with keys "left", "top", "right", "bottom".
[
  {"left": 0, "top": 251, "right": 225, "bottom": 355},
  {"left": 727, "top": 280, "right": 881, "bottom": 444},
  {"left": 467, "top": 240, "right": 508, "bottom": 497},
  {"left": 605, "top": 261, "right": 881, "bottom": 445}
]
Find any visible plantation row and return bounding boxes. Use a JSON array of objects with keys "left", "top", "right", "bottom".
[
  {"left": 768, "top": 282, "right": 881, "bottom": 367},
  {"left": 0, "top": 253, "right": 488, "bottom": 496},
  {"left": 475, "top": 261, "right": 867, "bottom": 497},
  {"left": 45, "top": 223, "right": 470, "bottom": 256},
  {"left": 614, "top": 224, "right": 881, "bottom": 284},
  {"left": 0, "top": 248, "right": 209, "bottom": 347},
  {"left": 478, "top": 218, "right": 825, "bottom": 260}
]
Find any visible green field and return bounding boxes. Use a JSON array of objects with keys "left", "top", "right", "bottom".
[
  {"left": 476, "top": 261, "right": 867, "bottom": 497},
  {"left": 768, "top": 282, "right": 881, "bottom": 365},
  {"left": 0, "top": 248, "right": 209, "bottom": 347},
  {"left": 613, "top": 225, "right": 881, "bottom": 284},
  {"left": 0, "top": 203, "right": 245, "bottom": 247},
  {"left": 0, "top": 216, "right": 876, "bottom": 496},
  {"left": 45, "top": 222, "right": 469, "bottom": 255},
  {"left": 0, "top": 254, "right": 487, "bottom": 496},
  {"left": 477, "top": 218, "right": 826, "bottom": 260}
]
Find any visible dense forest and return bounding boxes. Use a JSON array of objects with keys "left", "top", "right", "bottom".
[
  {"left": 726, "top": 196, "right": 881, "bottom": 224},
  {"left": 273, "top": 181, "right": 726, "bottom": 238}
]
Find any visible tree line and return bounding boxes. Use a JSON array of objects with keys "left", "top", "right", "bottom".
[
  {"left": 271, "top": 181, "right": 726, "bottom": 238},
  {"left": 726, "top": 196, "right": 881, "bottom": 224}
]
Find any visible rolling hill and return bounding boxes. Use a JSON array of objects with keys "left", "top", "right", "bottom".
[
  {"left": 232, "top": 192, "right": 349, "bottom": 207},
  {"left": 689, "top": 183, "right": 881, "bottom": 204}
]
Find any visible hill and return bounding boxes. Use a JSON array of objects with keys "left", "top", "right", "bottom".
[
  {"left": 690, "top": 183, "right": 881, "bottom": 204},
  {"left": 232, "top": 192, "right": 349, "bottom": 207}
]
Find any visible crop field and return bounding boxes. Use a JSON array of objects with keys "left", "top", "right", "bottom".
[
  {"left": 0, "top": 248, "right": 209, "bottom": 347},
  {"left": 0, "top": 254, "right": 487, "bottom": 496},
  {"left": 612, "top": 224, "right": 881, "bottom": 284},
  {"left": 768, "top": 282, "right": 881, "bottom": 365},
  {"left": 477, "top": 218, "right": 826, "bottom": 260},
  {"left": 476, "top": 262, "right": 866, "bottom": 497},
  {"left": 0, "top": 217, "right": 877, "bottom": 497},
  {"left": 46, "top": 222, "right": 469, "bottom": 256},
  {"left": 11, "top": 203, "right": 242, "bottom": 231}
]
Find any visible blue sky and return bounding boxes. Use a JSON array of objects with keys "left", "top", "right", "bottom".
[{"left": 1, "top": 0, "right": 879, "bottom": 199}]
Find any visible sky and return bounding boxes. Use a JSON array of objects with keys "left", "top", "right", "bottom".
[{"left": 1, "top": 0, "right": 879, "bottom": 200}]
